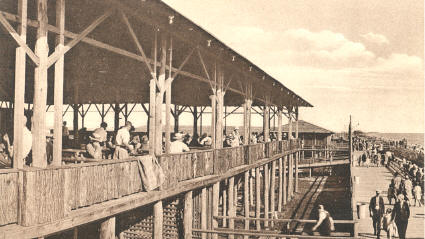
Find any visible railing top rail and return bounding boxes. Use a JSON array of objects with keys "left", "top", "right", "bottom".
[{"left": 214, "top": 215, "right": 357, "bottom": 224}]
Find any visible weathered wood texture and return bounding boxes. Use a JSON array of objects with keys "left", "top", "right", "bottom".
[{"left": 0, "top": 170, "right": 19, "bottom": 226}]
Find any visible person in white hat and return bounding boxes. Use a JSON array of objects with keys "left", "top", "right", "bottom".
[{"left": 170, "top": 133, "right": 190, "bottom": 154}]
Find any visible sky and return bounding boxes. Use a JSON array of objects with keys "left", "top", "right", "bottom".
[{"left": 155, "top": 0, "right": 424, "bottom": 133}]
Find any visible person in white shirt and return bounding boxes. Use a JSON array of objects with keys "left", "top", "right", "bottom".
[
  {"left": 170, "top": 133, "right": 190, "bottom": 154},
  {"left": 199, "top": 133, "right": 212, "bottom": 146},
  {"left": 3, "top": 117, "right": 32, "bottom": 165},
  {"left": 113, "top": 121, "right": 132, "bottom": 159}
]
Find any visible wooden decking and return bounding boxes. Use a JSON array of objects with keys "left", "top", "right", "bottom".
[{"left": 352, "top": 166, "right": 424, "bottom": 239}]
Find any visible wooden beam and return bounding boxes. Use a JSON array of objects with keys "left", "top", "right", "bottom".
[
  {"left": 264, "top": 164, "right": 269, "bottom": 228},
  {"left": 32, "top": 0, "right": 49, "bottom": 168},
  {"left": 210, "top": 94, "right": 216, "bottom": 149},
  {"left": 171, "top": 47, "right": 195, "bottom": 79},
  {"left": 278, "top": 157, "right": 283, "bottom": 212},
  {"left": 12, "top": 0, "right": 27, "bottom": 169},
  {"left": 243, "top": 171, "right": 249, "bottom": 238},
  {"left": 47, "top": 9, "right": 113, "bottom": 67},
  {"left": 277, "top": 107, "right": 283, "bottom": 141},
  {"left": 228, "top": 177, "right": 235, "bottom": 239},
  {"left": 0, "top": 12, "right": 39, "bottom": 65},
  {"left": 295, "top": 152, "right": 299, "bottom": 192},
  {"left": 148, "top": 80, "right": 156, "bottom": 155},
  {"left": 153, "top": 201, "right": 163, "bottom": 239},
  {"left": 270, "top": 160, "right": 276, "bottom": 225},
  {"left": 52, "top": 0, "right": 65, "bottom": 167},
  {"left": 184, "top": 191, "right": 193, "bottom": 239},
  {"left": 263, "top": 105, "right": 270, "bottom": 142},
  {"left": 283, "top": 156, "right": 287, "bottom": 205},
  {"left": 255, "top": 167, "right": 261, "bottom": 230},
  {"left": 120, "top": 11, "right": 154, "bottom": 77}
]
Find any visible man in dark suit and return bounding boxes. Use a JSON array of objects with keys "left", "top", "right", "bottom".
[
  {"left": 369, "top": 190, "right": 385, "bottom": 238},
  {"left": 392, "top": 194, "right": 410, "bottom": 239}
]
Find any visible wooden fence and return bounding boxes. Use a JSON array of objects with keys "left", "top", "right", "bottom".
[{"left": 0, "top": 169, "right": 19, "bottom": 226}]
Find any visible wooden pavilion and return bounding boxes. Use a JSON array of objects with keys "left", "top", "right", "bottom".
[
  {"left": 282, "top": 120, "right": 334, "bottom": 147},
  {"left": 0, "top": 1, "right": 367, "bottom": 239}
]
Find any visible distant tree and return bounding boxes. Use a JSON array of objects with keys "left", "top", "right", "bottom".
[{"left": 353, "top": 130, "right": 365, "bottom": 136}]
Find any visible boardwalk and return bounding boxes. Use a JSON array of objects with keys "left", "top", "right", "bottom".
[{"left": 352, "top": 166, "right": 424, "bottom": 239}]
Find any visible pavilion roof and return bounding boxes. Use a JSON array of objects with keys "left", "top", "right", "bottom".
[
  {"left": 0, "top": 0, "right": 313, "bottom": 108},
  {"left": 282, "top": 120, "right": 334, "bottom": 135}
]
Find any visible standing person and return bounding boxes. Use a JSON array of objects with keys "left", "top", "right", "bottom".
[
  {"left": 403, "top": 176, "right": 413, "bottom": 205},
  {"left": 232, "top": 127, "right": 241, "bottom": 145},
  {"left": 369, "top": 190, "right": 385, "bottom": 238},
  {"left": 170, "top": 133, "right": 190, "bottom": 154},
  {"left": 3, "top": 117, "right": 32, "bottom": 165},
  {"left": 62, "top": 121, "right": 70, "bottom": 148},
  {"left": 391, "top": 194, "right": 410, "bottom": 239},
  {"left": 413, "top": 183, "right": 422, "bottom": 207},
  {"left": 113, "top": 121, "right": 133, "bottom": 159},
  {"left": 311, "top": 205, "right": 333, "bottom": 236}
]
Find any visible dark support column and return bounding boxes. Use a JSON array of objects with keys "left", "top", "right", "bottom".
[
  {"left": 73, "top": 104, "right": 79, "bottom": 144},
  {"left": 263, "top": 105, "right": 270, "bottom": 141},
  {"left": 193, "top": 106, "right": 198, "bottom": 136},
  {"left": 288, "top": 107, "right": 293, "bottom": 140},
  {"left": 277, "top": 107, "right": 283, "bottom": 141},
  {"left": 295, "top": 107, "right": 299, "bottom": 139},
  {"left": 12, "top": 0, "right": 27, "bottom": 169},
  {"left": 173, "top": 105, "right": 179, "bottom": 133},
  {"left": 114, "top": 104, "right": 120, "bottom": 131}
]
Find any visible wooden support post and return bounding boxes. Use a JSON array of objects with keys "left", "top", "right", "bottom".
[
  {"left": 201, "top": 187, "right": 207, "bottom": 239},
  {"left": 249, "top": 169, "right": 254, "bottom": 207},
  {"left": 154, "top": 36, "right": 166, "bottom": 156},
  {"left": 264, "top": 164, "right": 269, "bottom": 228},
  {"left": 73, "top": 228, "right": 78, "bottom": 239},
  {"left": 212, "top": 182, "right": 219, "bottom": 239},
  {"left": 210, "top": 95, "right": 216, "bottom": 149},
  {"left": 184, "top": 191, "right": 193, "bottom": 239},
  {"left": 173, "top": 105, "right": 179, "bottom": 133},
  {"left": 244, "top": 171, "right": 250, "bottom": 237},
  {"left": 228, "top": 177, "right": 235, "bottom": 239},
  {"left": 243, "top": 99, "right": 252, "bottom": 145},
  {"left": 216, "top": 89, "right": 224, "bottom": 149},
  {"left": 288, "top": 154, "right": 293, "bottom": 199},
  {"left": 288, "top": 107, "right": 293, "bottom": 140},
  {"left": 255, "top": 167, "right": 261, "bottom": 230},
  {"left": 99, "top": 217, "right": 115, "bottom": 239},
  {"left": 114, "top": 104, "right": 120, "bottom": 131},
  {"left": 277, "top": 107, "right": 282, "bottom": 141},
  {"left": 32, "top": 0, "right": 49, "bottom": 168},
  {"left": 263, "top": 105, "right": 270, "bottom": 142},
  {"left": 295, "top": 152, "right": 299, "bottom": 193},
  {"left": 295, "top": 107, "right": 299, "bottom": 139},
  {"left": 271, "top": 160, "right": 276, "bottom": 219},
  {"left": 278, "top": 157, "right": 283, "bottom": 212},
  {"left": 193, "top": 106, "right": 198, "bottom": 136},
  {"left": 149, "top": 79, "right": 156, "bottom": 155},
  {"left": 222, "top": 182, "right": 227, "bottom": 227},
  {"left": 12, "top": 0, "right": 27, "bottom": 169},
  {"left": 284, "top": 155, "right": 288, "bottom": 204},
  {"left": 165, "top": 79, "right": 172, "bottom": 153},
  {"left": 73, "top": 104, "right": 79, "bottom": 145},
  {"left": 52, "top": 0, "right": 65, "bottom": 166},
  {"left": 153, "top": 201, "right": 163, "bottom": 239}
]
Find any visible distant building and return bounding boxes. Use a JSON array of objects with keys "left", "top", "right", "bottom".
[{"left": 282, "top": 120, "right": 334, "bottom": 147}]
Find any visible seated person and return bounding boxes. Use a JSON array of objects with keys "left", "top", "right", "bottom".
[
  {"left": 139, "top": 135, "right": 149, "bottom": 152},
  {"left": 189, "top": 133, "right": 201, "bottom": 147},
  {"left": 199, "top": 133, "right": 212, "bottom": 146},
  {"left": 223, "top": 135, "right": 233, "bottom": 148},
  {"left": 170, "top": 133, "right": 190, "bottom": 154},
  {"left": 86, "top": 133, "right": 103, "bottom": 159},
  {"left": 130, "top": 135, "right": 141, "bottom": 154}
]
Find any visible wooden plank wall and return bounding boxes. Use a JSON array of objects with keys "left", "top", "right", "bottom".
[{"left": 0, "top": 170, "right": 19, "bottom": 226}]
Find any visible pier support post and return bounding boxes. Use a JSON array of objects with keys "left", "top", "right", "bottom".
[
  {"left": 264, "top": 164, "right": 269, "bottom": 228},
  {"left": 295, "top": 152, "right": 299, "bottom": 193},
  {"left": 244, "top": 171, "right": 250, "bottom": 238},
  {"left": 288, "top": 106, "right": 293, "bottom": 140},
  {"left": 263, "top": 105, "right": 270, "bottom": 141},
  {"left": 277, "top": 107, "right": 283, "bottom": 141},
  {"left": 212, "top": 182, "right": 219, "bottom": 239},
  {"left": 201, "top": 187, "right": 207, "bottom": 239},
  {"left": 222, "top": 181, "right": 227, "bottom": 227},
  {"left": 228, "top": 177, "right": 235, "bottom": 239},
  {"left": 184, "top": 191, "right": 193, "bottom": 239},
  {"left": 153, "top": 201, "right": 163, "bottom": 239},
  {"left": 278, "top": 158, "right": 283, "bottom": 212},
  {"left": 270, "top": 160, "right": 276, "bottom": 227},
  {"left": 255, "top": 167, "right": 261, "bottom": 230},
  {"left": 283, "top": 155, "right": 287, "bottom": 205},
  {"left": 99, "top": 217, "right": 115, "bottom": 239}
]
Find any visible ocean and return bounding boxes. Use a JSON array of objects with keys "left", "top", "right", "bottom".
[{"left": 367, "top": 133, "right": 424, "bottom": 146}]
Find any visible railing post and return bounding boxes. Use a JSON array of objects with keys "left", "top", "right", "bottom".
[
  {"left": 295, "top": 151, "right": 299, "bottom": 193},
  {"left": 278, "top": 157, "right": 283, "bottom": 212},
  {"left": 228, "top": 177, "right": 235, "bottom": 239},
  {"left": 264, "top": 163, "right": 269, "bottom": 228},
  {"left": 99, "top": 217, "right": 115, "bottom": 239},
  {"left": 201, "top": 187, "right": 207, "bottom": 239},
  {"left": 255, "top": 167, "right": 261, "bottom": 230},
  {"left": 244, "top": 171, "right": 250, "bottom": 239}
]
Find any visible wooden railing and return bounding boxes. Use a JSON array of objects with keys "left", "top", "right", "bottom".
[{"left": 0, "top": 140, "right": 301, "bottom": 228}]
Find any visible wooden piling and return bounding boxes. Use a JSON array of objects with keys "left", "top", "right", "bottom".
[
  {"left": 249, "top": 169, "right": 254, "bottom": 207},
  {"left": 212, "top": 182, "right": 219, "bottom": 239},
  {"left": 184, "top": 191, "right": 193, "bottom": 239},
  {"left": 278, "top": 157, "right": 283, "bottom": 212},
  {"left": 255, "top": 167, "right": 261, "bottom": 230},
  {"left": 153, "top": 201, "right": 163, "bottom": 239},
  {"left": 295, "top": 152, "right": 299, "bottom": 193},
  {"left": 222, "top": 182, "right": 227, "bottom": 227},
  {"left": 270, "top": 160, "right": 276, "bottom": 224},
  {"left": 201, "top": 187, "right": 207, "bottom": 239},
  {"left": 99, "top": 217, "right": 115, "bottom": 239},
  {"left": 283, "top": 155, "right": 288, "bottom": 204},
  {"left": 228, "top": 177, "right": 234, "bottom": 239},
  {"left": 264, "top": 164, "right": 269, "bottom": 228},
  {"left": 244, "top": 171, "right": 250, "bottom": 238}
]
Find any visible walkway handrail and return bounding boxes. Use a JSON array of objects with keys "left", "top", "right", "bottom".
[{"left": 214, "top": 215, "right": 358, "bottom": 224}]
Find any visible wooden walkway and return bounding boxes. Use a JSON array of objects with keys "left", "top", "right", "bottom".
[{"left": 352, "top": 166, "right": 424, "bottom": 239}]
